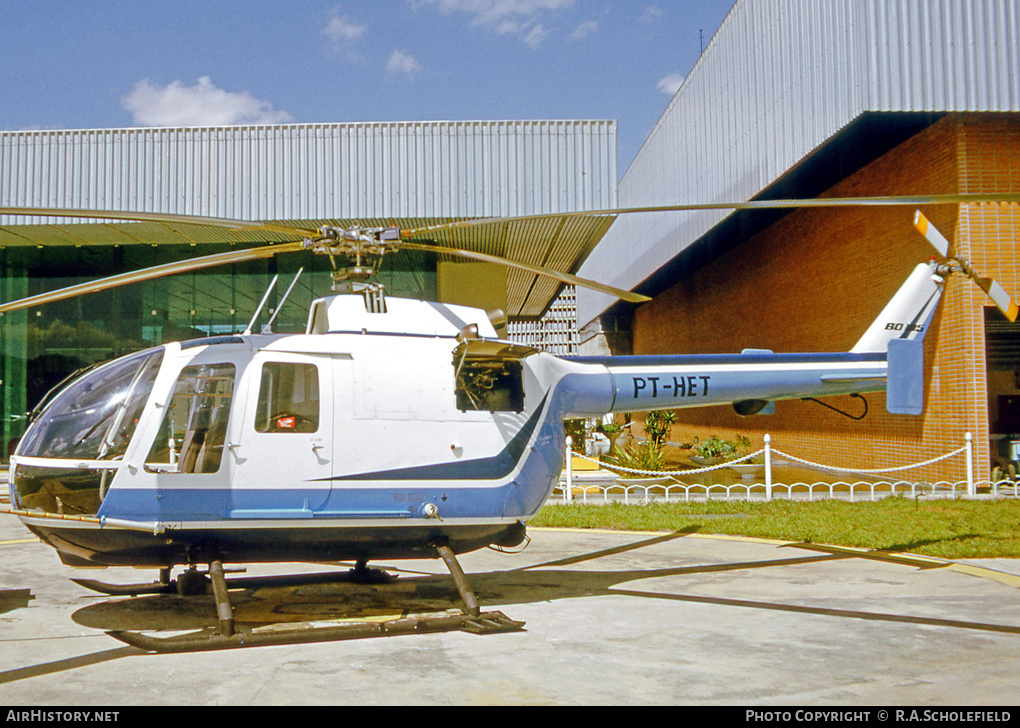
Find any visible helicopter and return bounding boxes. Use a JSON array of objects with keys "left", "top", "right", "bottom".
[{"left": 0, "top": 195, "right": 1017, "bottom": 652}]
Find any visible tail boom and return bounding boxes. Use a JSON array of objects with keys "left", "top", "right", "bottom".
[
  {"left": 560, "top": 262, "right": 947, "bottom": 419},
  {"left": 563, "top": 351, "right": 887, "bottom": 418}
]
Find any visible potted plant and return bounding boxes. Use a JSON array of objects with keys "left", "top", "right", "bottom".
[
  {"left": 690, "top": 434, "right": 738, "bottom": 464},
  {"left": 598, "top": 421, "right": 623, "bottom": 453},
  {"left": 690, "top": 435, "right": 763, "bottom": 478},
  {"left": 643, "top": 410, "right": 676, "bottom": 447},
  {"left": 604, "top": 439, "right": 674, "bottom": 473},
  {"left": 726, "top": 435, "right": 764, "bottom": 478}
]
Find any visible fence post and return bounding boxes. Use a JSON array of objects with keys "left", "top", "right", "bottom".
[
  {"left": 764, "top": 434, "right": 773, "bottom": 501},
  {"left": 565, "top": 436, "right": 573, "bottom": 503},
  {"left": 966, "top": 432, "right": 974, "bottom": 497}
]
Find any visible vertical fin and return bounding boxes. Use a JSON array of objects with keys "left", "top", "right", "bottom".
[{"left": 851, "top": 262, "right": 945, "bottom": 354}]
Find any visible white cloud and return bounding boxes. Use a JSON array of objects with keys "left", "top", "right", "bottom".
[
  {"left": 387, "top": 50, "right": 422, "bottom": 78},
  {"left": 411, "top": 0, "right": 574, "bottom": 47},
  {"left": 416, "top": 0, "right": 574, "bottom": 25},
  {"left": 657, "top": 72, "right": 685, "bottom": 96},
  {"left": 322, "top": 6, "right": 367, "bottom": 60},
  {"left": 323, "top": 10, "right": 367, "bottom": 44},
  {"left": 523, "top": 24, "right": 547, "bottom": 48},
  {"left": 640, "top": 5, "right": 664, "bottom": 23},
  {"left": 571, "top": 20, "right": 598, "bottom": 39},
  {"left": 122, "top": 77, "right": 293, "bottom": 127}
]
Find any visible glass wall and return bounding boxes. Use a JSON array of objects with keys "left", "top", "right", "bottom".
[{"left": 0, "top": 244, "right": 436, "bottom": 461}]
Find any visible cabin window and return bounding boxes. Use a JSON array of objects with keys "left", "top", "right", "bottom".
[
  {"left": 255, "top": 362, "right": 319, "bottom": 433},
  {"left": 146, "top": 363, "right": 236, "bottom": 474}
]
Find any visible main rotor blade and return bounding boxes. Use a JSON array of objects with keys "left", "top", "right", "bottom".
[
  {"left": 7, "top": 196, "right": 1018, "bottom": 312},
  {"left": 8, "top": 193, "right": 1020, "bottom": 241},
  {"left": 400, "top": 193, "right": 1020, "bottom": 238},
  {"left": 0, "top": 206, "right": 318, "bottom": 238},
  {"left": 0, "top": 241, "right": 305, "bottom": 314},
  {"left": 398, "top": 241, "right": 651, "bottom": 303}
]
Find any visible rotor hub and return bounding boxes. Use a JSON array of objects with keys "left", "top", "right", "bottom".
[
  {"left": 302, "top": 225, "right": 402, "bottom": 259},
  {"left": 301, "top": 225, "right": 403, "bottom": 288}
]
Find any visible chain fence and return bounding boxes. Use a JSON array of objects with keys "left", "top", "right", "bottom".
[{"left": 556, "top": 433, "right": 1020, "bottom": 504}]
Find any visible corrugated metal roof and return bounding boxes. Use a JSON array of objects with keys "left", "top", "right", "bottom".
[
  {"left": 0, "top": 120, "right": 617, "bottom": 318},
  {"left": 577, "top": 0, "right": 1020, "bottom": 327}
]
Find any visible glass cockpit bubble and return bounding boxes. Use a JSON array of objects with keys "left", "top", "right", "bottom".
[{"left": 12, "top": 347, "right": 164, "bottom": 515}]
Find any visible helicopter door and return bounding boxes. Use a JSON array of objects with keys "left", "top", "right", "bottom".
[
  {"left": 227, "top": 355, "right": 333, "bottom": 518},
  {"left": 141, "top": 359, "right": 241, "bottom": 518}
]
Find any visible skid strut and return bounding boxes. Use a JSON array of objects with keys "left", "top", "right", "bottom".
[
  {"left": 209, "top": 560, "right": 234, "bottom": 638},
  {"left": 105, "top": 546, "right": 523, "bottom": 653},
  {"left": 435, "top": 542, "right": 480, "bottom": 617}
]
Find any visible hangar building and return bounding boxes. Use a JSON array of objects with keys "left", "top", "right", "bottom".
[
  {"left": 0, "top": 120, "right": 617, "bottom": 457},
  {"left": 576, "top": 0, "right": 1020, "bottom": 482}
]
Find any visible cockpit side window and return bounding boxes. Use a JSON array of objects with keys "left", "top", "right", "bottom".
[
  {"left": 146, "top": 363, "right": 236, "bottom": 474},
  {"left": 254, "top": 362, "right": 319, "bottom": 433}
]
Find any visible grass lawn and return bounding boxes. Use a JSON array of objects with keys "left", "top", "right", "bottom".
[{"left": 531, "top": 497, "right": 1020, "bottom": 560}]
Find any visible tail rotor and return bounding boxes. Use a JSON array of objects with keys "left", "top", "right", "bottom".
[{"left": 913, "top": 211, "right": 1018, "bottom": 322}]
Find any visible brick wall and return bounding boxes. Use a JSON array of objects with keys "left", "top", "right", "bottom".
[{"left": 629, "top": 114, "right": 1020, "bottom": 482}]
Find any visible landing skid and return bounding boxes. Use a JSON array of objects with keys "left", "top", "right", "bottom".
[
  {"left": 109, "top": 610, "right": 525, "bottom": 653},
  {"left": 97, "top": 545, "right": 524, "bottom": 653},
  {"left": 72, "top": 577, "right": 175, "bottom": 597},
  {"left": 72, "top": 562, "right": 391, "bottom": 598}
]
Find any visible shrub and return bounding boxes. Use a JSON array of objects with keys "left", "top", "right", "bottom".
[{"left": 693, "top": 434, "right": 752, "bottom": 460}]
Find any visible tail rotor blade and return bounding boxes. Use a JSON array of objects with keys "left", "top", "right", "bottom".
[
  {"left": 975, "top": 274, "right": 1019, "bottom": 322},
  {"left": 913, "top": 211, "right": 953, "bottom": 257}
]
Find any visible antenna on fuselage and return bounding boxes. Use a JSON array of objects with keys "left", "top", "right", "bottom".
[
  {"left": 243, "top": 275, "right": 278, "bottom": 336},
  {"left": 262, "top": 268, "right": 304, "bottom": 334}
]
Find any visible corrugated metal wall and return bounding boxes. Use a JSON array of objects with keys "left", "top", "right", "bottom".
[
  {"left": 0, "top": 120, "right": 617, "bottom": 223},
  {"left": 577, "top": 0, "right": 1020, "bottom": 327},
  {"left": 508, "top": 286, "right": 579, "bottom": 355}
]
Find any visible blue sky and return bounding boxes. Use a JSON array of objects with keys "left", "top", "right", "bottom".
[{"left": 1, "top": 1, "right": 735, "bottom": 176}]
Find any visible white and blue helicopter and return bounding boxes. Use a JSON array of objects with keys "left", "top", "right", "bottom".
[{"left": 0, "top": 197, "right": 1017, "bottom": 652}]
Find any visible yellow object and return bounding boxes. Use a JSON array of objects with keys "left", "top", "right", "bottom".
[{"left": 570, "top": 454, "right": 600, "bottom": 471}]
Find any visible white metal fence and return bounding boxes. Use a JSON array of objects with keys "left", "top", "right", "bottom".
[{"left": 557, "top": 433, "right": 1020, "bottom": 504}]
